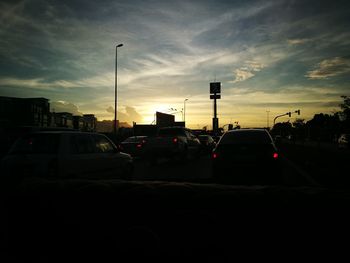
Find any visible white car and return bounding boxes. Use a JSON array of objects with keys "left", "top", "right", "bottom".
[{"left": 1, "top": 131, "right": 133, "bottom": 180}]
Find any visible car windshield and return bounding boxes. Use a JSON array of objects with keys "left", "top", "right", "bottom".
[{"left": 9, "top": 133, "right": 60, "bottom": 154}]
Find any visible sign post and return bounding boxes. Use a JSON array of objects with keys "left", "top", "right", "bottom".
[{"left": 210, "top": 82, "right": 221, "bottom": 135}]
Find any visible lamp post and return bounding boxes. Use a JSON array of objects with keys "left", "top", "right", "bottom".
[
  {"left": 266, "top": 110, "right": 270, "bottom": 129},
  {"left": 183, "top": 98, "right": 188, "bottom": 123},
  {"left": 114, "top": 43, "right": 123, "bottom": 135}
]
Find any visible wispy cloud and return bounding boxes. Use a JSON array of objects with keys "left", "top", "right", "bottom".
[
  {"left": 287, "top": 38, "right": 310, "bottom": 45},
  {"left": 306, "top": 57, "right": 350, "bottom": 79},
  {"left": 231, "top": 61, "right": 265, "bottom": 83},
  {"left": 0, "top": 71, "right": 117, "bottom": 90}
]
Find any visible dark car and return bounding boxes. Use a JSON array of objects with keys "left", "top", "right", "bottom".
[
  {"left": 121, "top": 136, "right": 148, "bottom": 158},
  {"left": 1, "top": 131, "right": 133, "bottom": 181},
  {"left": 211, "top": 129, "right": 281, "bottom": 185},
  {"left": 198, "top": 134, "right": 216, "bottom": 153}
]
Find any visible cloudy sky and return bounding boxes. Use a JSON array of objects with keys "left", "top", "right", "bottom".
[{"left": 1, "top": 0, "right": 349, "bottom": 128}]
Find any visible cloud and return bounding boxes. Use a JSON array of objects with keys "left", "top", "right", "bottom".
[
  {"left": 287, "top": 39, "right": 310, "bottom": 45},
  {"left": 231, "top": 61, "right": 265, "bottom": 83},
  {"left": 125, "top": 106, "right": 143, "bottom": 122},
  {"left": 306, "top": 57, "right": 350, "bottom": 79},
  {"left": 106, "top": 106, "right": 114, "bottom": 114},
  {"left": 105, "top": 106, "right": 142, "bottom": 123},
  {"left": 232, "top": 69, "right": 255, "bottom": 83},
  {"left": 51, "top": 101, "right": 83, "bottom": 115}
]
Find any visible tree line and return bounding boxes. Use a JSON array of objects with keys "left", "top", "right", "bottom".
[{"left": 271, "top": 96, "right": 350, "bottom": 142}]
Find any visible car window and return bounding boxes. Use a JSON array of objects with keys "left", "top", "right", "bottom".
[
  {"left": 158, "top": 128, "right": 185, "bottom": 136},
  {"left": 219, "top": 130, "right": 272, "bottom": 145},
  {"left": 94, "top": 135, "right": 115, "bottom": 153},
  {"left": 70, "top": 134, "right": 95, "bottom": 154},
  {"left": 123, "top": 137, "right": 136, "bottom": 143},
  {"left": 10, "top": 133, "right": 60, "bottom": 154}
]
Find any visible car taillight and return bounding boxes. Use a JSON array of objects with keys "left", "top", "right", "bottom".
[
  {"left": 136, "top": 144, "right": 142, "bottom": 148},
  {"left": 212, "top": 152, "right": 219, "bottom": 159},
  {"left": 273, "top": 153, "right": 278, "bottom": 159},
  {"left": 173, "top": 137, "right": 178, "bottom": 143}
]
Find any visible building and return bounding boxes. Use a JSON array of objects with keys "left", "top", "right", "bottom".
[
  {"left": 51, "top": 112, "right": 74, "bottom": 128},
  {"left": 73, "top": 116, "right": 84, "bottom": 131},
  {"left": 0, "top": 96, "right": 50, "bottom": 127},
  {"left": 83, "top": 114, "right": 97, "bottom": 132}
]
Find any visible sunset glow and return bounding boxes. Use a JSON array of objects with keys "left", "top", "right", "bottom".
[{"left": 1, "top": 0, "right": 349, "bottom": 129}]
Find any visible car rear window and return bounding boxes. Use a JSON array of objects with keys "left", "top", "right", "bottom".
[
  {"left": 158, "top": 128, "right": 186, "bottom": 136},
  {"left": 219, "top": 130, "right": 272, "bottom": 145},
  {"left": 10, "top": 133, "right": 60, "bottom": 154}
]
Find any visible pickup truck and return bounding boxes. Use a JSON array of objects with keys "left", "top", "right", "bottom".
[{"left": 144, "top": 126, "right": 201, "bottom": 163}]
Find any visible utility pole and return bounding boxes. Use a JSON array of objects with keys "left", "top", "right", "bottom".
[
  {"left": 114, "top": 43, "right": 123, "bottom": 136},
  {"left": 266, "top": 110, "right": 270, "bottom": 129}
]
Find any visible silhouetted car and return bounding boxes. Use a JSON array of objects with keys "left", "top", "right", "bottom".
[
  {"left": 121, "top": 136, "right": 148, "bottom": 158},
  {"left": 211, "top": 129, "right": 281, "bottom": 184},
  {"left": 1, "top": 131, "right": 133, "bottom": 181},
  {"left": 145, "top": 127, "right": 201, "bottom": 163},
  {"left": 338, "top": 134, "right": 349, "bottom": 149},
  {"left": 198, "top": 135, "right": 216, "bottom": 153}
]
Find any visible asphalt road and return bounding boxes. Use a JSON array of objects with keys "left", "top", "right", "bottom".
[{"left": 133, "top": 153, "right": 317, "bottom": 187}]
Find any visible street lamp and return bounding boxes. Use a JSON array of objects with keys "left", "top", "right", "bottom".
[
  {"left": 183, "top": 98, "right": 188, "bottom": 123},
  {"left": 114, "top": 43, "right": 123, "bottom": 135},
  {"left": 266, "top": 110, "right": 270, "bottom": 129}
]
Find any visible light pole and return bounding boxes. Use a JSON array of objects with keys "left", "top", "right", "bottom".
[
  {"left": 266, "top": 110, "right": 270, "bottom": 129},
  {"left": 114, "top": 43, "right": 123, "bottom": 135},
  {"left": 183, "top": 98, "right": 188, "bottom": 123}
]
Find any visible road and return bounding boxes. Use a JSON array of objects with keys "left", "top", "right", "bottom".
[{"left": 133, "top": 153, "right": 318, "bottom": 187}]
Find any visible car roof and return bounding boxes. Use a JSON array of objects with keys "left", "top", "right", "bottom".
[
  {"left": 225, "top": 128, "right": 268, "bottom": 134},
  {"left": 27, "top": 131, "right": 101, "bottom": 136}
]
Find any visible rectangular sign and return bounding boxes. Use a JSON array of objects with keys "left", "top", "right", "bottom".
[
  {"left": 210, "top": 82, "right": 221, "bottom": 94},
  {"left": 210, "top": 94, "right": 221, "bottom": 99}
]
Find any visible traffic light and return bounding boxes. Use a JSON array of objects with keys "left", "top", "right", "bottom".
[{"left": 288, "top": 112, "right": 291, "bottom": 117}]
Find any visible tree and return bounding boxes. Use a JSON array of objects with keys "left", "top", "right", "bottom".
[
  {"left": 271, "top": 121, "right": 293, "bottom": 137},
  {"left": 292, "top": 119, "right": 306, "bottom": 140},
  {"left": 339, "top": 95, "right": 350, "bottom": 132}
]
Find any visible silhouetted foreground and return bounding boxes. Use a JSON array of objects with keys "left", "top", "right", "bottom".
[{"left": 2, "top": 178, "right": 350, "bottom": 259}]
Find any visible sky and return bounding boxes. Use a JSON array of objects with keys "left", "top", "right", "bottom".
[{"left": 1, "top": 0, "right": 350, "bottom": 128}]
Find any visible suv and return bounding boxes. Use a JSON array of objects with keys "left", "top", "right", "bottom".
[
  {"left": 1, "top": 131, "right": 133, "bottom": 181},
  {"left": 145, "top": 127, "right": 201, "bottom": 162}
]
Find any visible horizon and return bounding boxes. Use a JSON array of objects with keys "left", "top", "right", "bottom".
[{"left": 1, "top": 0, "right": 349, "bottom": 129}]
